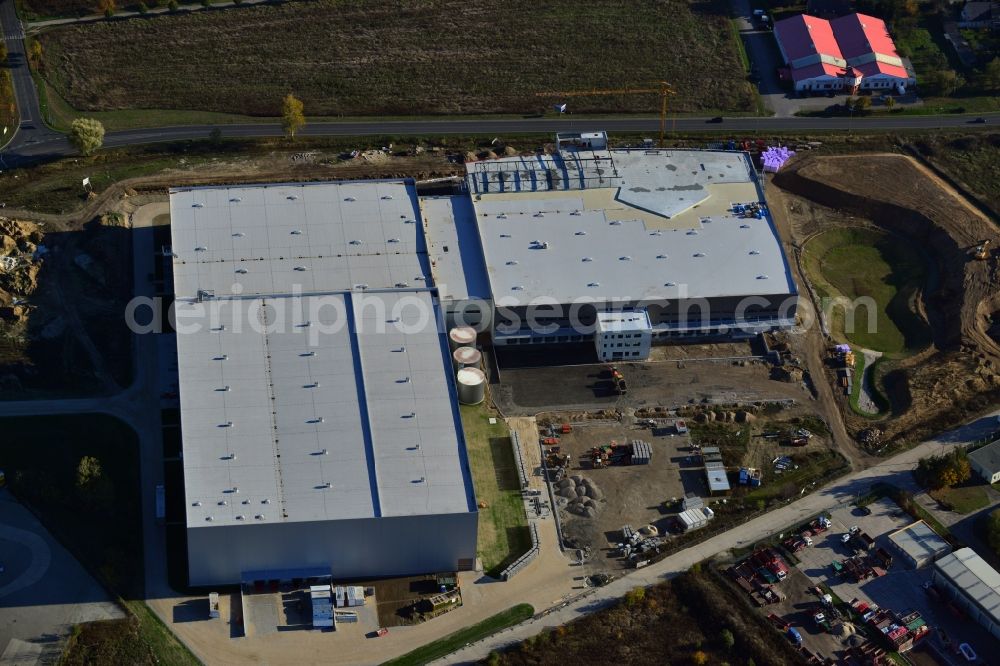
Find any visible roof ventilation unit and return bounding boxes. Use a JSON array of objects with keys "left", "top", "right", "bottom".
[
  {"left": 749, "top": 250, "right": 760, "bottom": 255},
  {"left": 575, "top": 231, "right": 587, "bottom": 236},
  {"left": 582, "top": 257, "right": 593, "bottom": 262},
  {"left": 656, "top": 254, "right": 668, "bottom": 259},
  {"left": 381, "top": 195, "right": 393, "bottom": 200},
  {"left": 235, "top": 268, "right": 247, "bottom": 274},
  {"left": 286, "top": 195, "right": 299, "bottom": 200},
  {"left": 290, "top": 229, "right": 303, "bottom": 235},
  {"left": 664, "top": 281, "right": 677, "bottom": 287},
  {"left": 619, "top": 256, "right": 632, "bottom": 261},
  {"left": 757, "top": 275, "right": 769, "bottom": 280},
  {"left": 344, "top": 196, "right": 356, "bottom": 202},
  {"left": 294, "top": 266, "right": 309, "bottom": 272},
  {"left": 232, "top": 232, "right": 245, "bottom": 237},
  {"left": 505, "top": 260, "right": 518, "bottom": 266},
  {"left": 693, "top": 252, "right": 706, "bottom": 257},
  {"left": 388, "top": 238, "right": 401, "bottom": 243},
  {"left": 395, "top": 282, "right": 409, "bottom": 288},
  {"left": 588, "top": 282, "right": 600, "bottom": 288},
  {"left": 229, "top": 197, "right": 242, "bottom": 203}
]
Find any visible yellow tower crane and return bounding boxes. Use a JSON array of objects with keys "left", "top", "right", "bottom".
[{"left": 535, "top": 81, "right": 677, "bottom": 147}]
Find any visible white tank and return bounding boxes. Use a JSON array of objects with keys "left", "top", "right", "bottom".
[
  {"left": 448, "top": 326, "right": 477, "bottom": 350},
  {"left": 456, "top": 367, "right": 486, "bottom": 405},
  {"left": 452, "top": 346, "right": 482, "bottom": 370}
]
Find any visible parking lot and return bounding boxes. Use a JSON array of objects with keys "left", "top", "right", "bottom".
[{"left": 772, "top": 498, "right": 997, "bottom": 663}]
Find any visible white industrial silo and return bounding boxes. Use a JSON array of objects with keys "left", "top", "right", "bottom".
[
  {"left": 448, "top": 326, "right": 476, "bottom": 350},
  {"left": 456, "top": 367, "right": 486, "bottom": 405},
  {"left": 452, "top": 346, "right": 482, "bottom": 370}
]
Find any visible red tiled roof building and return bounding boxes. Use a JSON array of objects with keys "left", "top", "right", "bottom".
[{"left": 774, "top": 13, "right": 915, "bottom": 93}]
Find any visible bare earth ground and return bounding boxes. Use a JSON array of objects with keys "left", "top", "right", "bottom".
[
  {"left": 495, "top": 358, "right": 809, "bottom": 415},
  {"left": 39, "top": 0, "right": 753, "bottom": 117},
  {"left": 770, "top": 154, "right": 1000, "bottom": 449},
  {"left": 542, "top": 403, "right": 837, "bottom": 572}
]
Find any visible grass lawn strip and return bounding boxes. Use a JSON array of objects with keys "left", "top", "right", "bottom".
[
  {"left": 382, "top": 604, "right": 534, "bottom": 666},
  {"left": 459, "top": 404, "right": 531, "bottom": 577},
  {"left": 928, "top": 484, "right": 991, "bottom": 514},
  {"left": 38, "top": 0, "right": 753, "bottom": 118}
]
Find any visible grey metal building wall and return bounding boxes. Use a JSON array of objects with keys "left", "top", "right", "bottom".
[{"left": 187, "top": 511, "right": 478, "bottom": 587}]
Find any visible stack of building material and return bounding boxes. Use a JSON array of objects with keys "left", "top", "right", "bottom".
[
  {"left": 311, "top": 585, "right": 334, "bottom": 628},
  {"left": 346, "top": 586, "right": 365, "bottom": 607},
  {"left": 762, "top": 146, "right": 795, "bottom": 173},
  {"left": 334, "top": 586, "right": 346, "bottom": 608},
  {"left": 631, "top": 440, "right": 652, "bottom": 464}
]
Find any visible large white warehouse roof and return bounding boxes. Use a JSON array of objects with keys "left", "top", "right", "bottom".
[
  {"left": 467, "top": 149, "right": 795, "bottom": 307},
  {"left": 177, "top": 290, "right": 474, "bottom": 527},
  {"left": 169, "top": 180, "right": 429, "bottom": 299}
]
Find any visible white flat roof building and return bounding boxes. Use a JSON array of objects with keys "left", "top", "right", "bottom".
[
  {"left": 170, "top": 181, "right": 477, "bottom": 586},
  {"left": 888, "top": 520, "right": 950, "bottom": 568},
  {"left": 460, "top": 146, "right": 798, "bottom": 347},
  {"left": 933, "top": 548, "right": 1000, "bottom": 639},
  {"left": 169, "top": 180, "right": 429, "bottom": 299}
]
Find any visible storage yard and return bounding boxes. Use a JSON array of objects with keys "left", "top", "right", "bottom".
[
  {"left": 537, "top": 404, "right": 845, "bottom": 571},
  {"left": 726, "top": 498, "right": 998, "bottom": 663}
]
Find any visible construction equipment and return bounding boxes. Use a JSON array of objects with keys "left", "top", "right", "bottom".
[
  {"left": 972, "top": 239, "right": 991, "bottom": 260},
  {"left": 535, "top": 81, "right": 677, "bottom": 146},
  {"left": 608, "top": 366, "right": 628, "bottom": 395}
]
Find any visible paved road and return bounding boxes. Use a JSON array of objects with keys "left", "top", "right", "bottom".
[
  {"left": 438, "top": 410, "right": 1000, "bottom": 665},
  {"left": 0, "top": 0, "right": 61, "bottom": 160},
  {"left": 3, "top": 113, "right": 998, "bottom": 168}
]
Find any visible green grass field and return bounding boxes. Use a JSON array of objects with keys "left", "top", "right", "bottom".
[
  {"left": 383, "top": 604, "right": 534, "bottom": 666},
  {"left": 803, "top": 227, "right": 931, "bottom": 355},
  {"left": 38, "top": 0, "right": 754, "bottom": 119},
  {"left": 459, "top": 404, "right": 530, "bottom": 577},
  {"left": 929, "top": 483, "right": 991, "bottom": 514}
]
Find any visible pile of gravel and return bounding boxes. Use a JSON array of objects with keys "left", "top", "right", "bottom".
[{"left": 557, "top": 476, "right": 604, "bottom": 518}]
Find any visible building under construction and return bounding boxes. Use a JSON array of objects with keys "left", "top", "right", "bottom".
[{"left": 425, "top": 131, "right": 799, "bottom": 361}]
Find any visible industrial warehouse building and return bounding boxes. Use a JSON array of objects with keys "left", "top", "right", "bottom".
[
  {"left": 774, "top": 13, "right": 916, "bottom": 93},
  {"left": 169, "top": 181, "right": 478, "bottom": 586},
  {"left": 969, "top": 439, "right": 1000, "bottom": 484},
  {"left": 424, "top": 132, "right": 798, "bottom": 358},
  {"left": 933, "top": 548, "right": 1000, "bottom": 640},
  {"left": 887, "top": 521, "right": 950, "bottom": 569},
  {"left": 168, "top": 136, "right": 799, "bottom": 583}
]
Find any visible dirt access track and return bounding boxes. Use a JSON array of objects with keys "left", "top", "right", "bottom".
[{"left": 771, "top": 154, "right": 1000, "bottom": 447}]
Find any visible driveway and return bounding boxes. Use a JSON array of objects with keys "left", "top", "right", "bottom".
[{"left": 0, "top": 492, "right": 123, "bottom": 666}]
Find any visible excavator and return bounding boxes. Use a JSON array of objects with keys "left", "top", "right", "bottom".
[{"left": 972, "top": 239, "right": 992, "bottom": 260}]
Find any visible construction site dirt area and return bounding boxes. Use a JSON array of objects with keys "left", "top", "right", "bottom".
[
  {"left": 770, "top": 153, "right": 1000, "bottom": 450},
  {"left": 544, "top": 404, "right": 842, "bottom": 572},
  {"left": 546, "top": 422, "right": 688, "bottom": 568},
  {"left": 495, "top": 357, "right": 809, "bottom": 415}
]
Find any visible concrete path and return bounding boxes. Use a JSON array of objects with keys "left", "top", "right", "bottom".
[
  {"left": 436, "top": 408, "right": 1000, "bottom": 664},
  {"left": 857, "top": 348, "right": 882, "bottom": 416}
]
